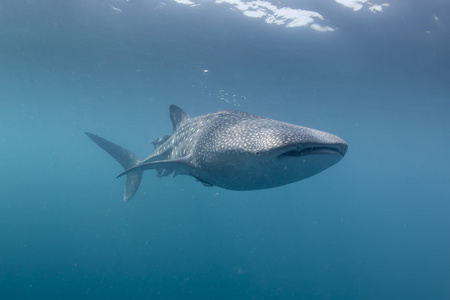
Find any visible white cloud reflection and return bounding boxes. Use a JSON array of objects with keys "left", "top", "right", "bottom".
[
  {"left": 173, "top": 0, "right": 195, "bottom": 5},
  {"left": 334, "top": 0, "right": 367, "bottom": 11},
  {"left": 369, "top": 3, "right": 390, "bottom": 13},
  {"left": 334, "top": 0, "right": 389, "bottom": 13},
  {"left": 171, "top": 0, "right": 389, "bottom": 31},
  {"left": 215, "top": 0, "right": 335, "bottom": 31}
]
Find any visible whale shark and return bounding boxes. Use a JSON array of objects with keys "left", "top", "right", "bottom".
[{"left": 86, "top": 105, "right": 348, "bottom": 201}]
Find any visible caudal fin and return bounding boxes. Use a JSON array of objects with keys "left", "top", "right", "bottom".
[{"left": 85, "top": 132, "right": 143, "bottom": 202}]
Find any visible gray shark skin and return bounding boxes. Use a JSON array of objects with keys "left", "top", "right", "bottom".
[{"left": 86, "top": 105, "right": 348, "bottom": 201}]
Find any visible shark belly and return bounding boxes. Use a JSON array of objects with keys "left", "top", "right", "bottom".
[{"left": 192, "top": 151, "right": 344, "bottom": 191}]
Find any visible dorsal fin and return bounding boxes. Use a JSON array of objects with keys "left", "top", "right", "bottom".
[{"left": 169, "top": 105, "right": 190, "bottom": 132}]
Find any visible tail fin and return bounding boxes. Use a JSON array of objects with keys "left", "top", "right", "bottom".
[{"left": 85, "top": 132, "right": 143, "bottom": 202}]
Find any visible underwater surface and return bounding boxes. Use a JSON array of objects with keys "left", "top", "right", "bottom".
[{"left": 1, "top": 0, "right": 449, "bottom": 299}]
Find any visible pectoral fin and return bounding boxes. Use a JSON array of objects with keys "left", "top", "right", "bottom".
[{"left": 116, "top": 155, "right": 195, "bottom": 179}]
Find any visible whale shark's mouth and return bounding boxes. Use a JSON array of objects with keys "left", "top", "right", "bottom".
[{"left": 278, "top": 145, "right": 347, "bottom": 159}]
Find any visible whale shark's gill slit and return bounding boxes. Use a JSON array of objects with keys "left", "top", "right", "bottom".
[{"left": 278, "top": 146, "right": 343, "bottom": 159}]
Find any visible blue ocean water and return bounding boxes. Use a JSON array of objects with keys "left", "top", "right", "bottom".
[{"left": 1, "top": 0, "right": 449, "bottom": 299}]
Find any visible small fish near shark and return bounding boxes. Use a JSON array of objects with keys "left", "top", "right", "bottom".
[{"left": 86, "top": 105, "right": 348, "bottom": 201}]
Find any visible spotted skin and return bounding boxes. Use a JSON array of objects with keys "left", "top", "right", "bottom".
[{"left": 86, "top": 105, "right": 348, "bottom": 201}]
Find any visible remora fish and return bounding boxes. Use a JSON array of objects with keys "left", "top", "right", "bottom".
[{"left": 86, "top": 105, "right": 347, "bottom": 201}]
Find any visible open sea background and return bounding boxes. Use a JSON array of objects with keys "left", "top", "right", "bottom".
[{"left": 1, "top": 0, "right": 449, "bottom": 299}]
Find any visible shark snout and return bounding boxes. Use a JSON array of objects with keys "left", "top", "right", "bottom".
[
  {"left": 278, "top": 141, "right": 348, "bottom": 159},
  {"left": 319, "top": 141, "right": 348, "bottom": 157},
  {"left": 336, "top": 142, "right": 348, "bottom": 157},
  {"left": 306, "top": 132, "right": 348, "bottom": 157}
]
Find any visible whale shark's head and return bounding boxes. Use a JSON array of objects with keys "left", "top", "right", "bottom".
[{"left": 195, "top": 115, "right": 348, "bottom": 190}]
